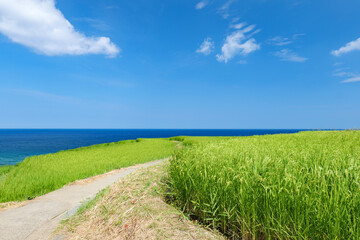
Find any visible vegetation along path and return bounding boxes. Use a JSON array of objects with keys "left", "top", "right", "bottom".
[{"left": 0, "top": 159, "right": 165, "bottom": 240}]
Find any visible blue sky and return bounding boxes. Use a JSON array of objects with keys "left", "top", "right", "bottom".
[{"left": 0, "top": 0, "right": 360, "bottom": 129}]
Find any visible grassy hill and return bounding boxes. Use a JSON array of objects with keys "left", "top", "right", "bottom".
[{"left": 0, "top": 138, "right": 175, "bottom": 202}]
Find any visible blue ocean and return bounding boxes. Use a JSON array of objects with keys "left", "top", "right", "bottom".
[{"left": 0, "top": 129, "right": 307, "bottom": 166}]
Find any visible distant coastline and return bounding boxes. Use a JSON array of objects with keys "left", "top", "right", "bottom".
[{"left": 0, "top": 129, "right": 310, "bottom": 165}]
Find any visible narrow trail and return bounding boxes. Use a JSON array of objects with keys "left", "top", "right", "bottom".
[{"left": 0, "top": 159, "right": 166, "bottom": 240}]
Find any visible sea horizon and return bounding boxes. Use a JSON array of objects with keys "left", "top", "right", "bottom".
[{"left": 0, "top": 128, "right": 314, "bottom": 166}]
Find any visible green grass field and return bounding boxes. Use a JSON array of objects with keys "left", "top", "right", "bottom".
[
  {"left": 0, "top": 165, "right": 14, "bottom": 186},
  {"left": 2, "top": 131, "right": 359, "bottom": 239},
  {"left": 168, "top": 131, "right": 360, "bottom": 239},
  {"left": 0, "top": 138, "right": 175, "bottom": 203}
]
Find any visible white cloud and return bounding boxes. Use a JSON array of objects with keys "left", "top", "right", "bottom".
[
  {"left": 333, "top": 71, "right": 353, "bottom": 77},
  {"left": 231, "top": 17, "right": 240, "bottom": 23},
  {"left": 268, "top": 36, "right": 293, "bottom": 46},
  {"left": 274, "top": 49, "right": 307, "bottom": 62},
  {"left": 216, "top": 24, "right": 260, "bottom": 63},
  {"left": 230, "top": 22, "right": 246, "bottom": 30},
  {"left": 268, "top": 33, "right": 306, "bottom": 46},
  {"left": 195, "top": 1, "right": 208, "bottom": 10},
  {"left": 196, "top": 38, "right": 214, "bottom": 55},
  {"left": 342, "top": 77, "right": 360, "bottom": 83},
  {"left": 333, "top": 68, "right": 354, "bottom": 77},
  {"left": 332, "top": 68, "right": 360, "bottom": 83},
  {"left": 0, "top": 0, "right": 120, "bottom": 57},
  {"left": 218, "top": 0, "right": 235, "bottom": 19},
  {"left": 293, "top": 33, "right": 306, "bottom": 39},
  {"left": 332, "top": 37, "right": 360, "bottom": 56},
  {"left": 220, "top": 0, "right": 234, "bottom": 10}
]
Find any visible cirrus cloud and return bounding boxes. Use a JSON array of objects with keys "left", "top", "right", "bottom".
[
  {"left": 217, "top": 0, "right": 235, "bottom": 19},
  {"left": 195, "top": 1, "right": 208, "bottom": 10},
  {"left": 341, "top": 76, "right": 360, "bottom": 83},
  {"left": 332, "top": 37, "right": 360, "bottom": 56},
  {"left": 333, "top": 67, "right": 360, "bottom": 83},
  {"left": 0, "top": 0, "right": 120, "bottom": 57},
  {"left": 267, "top": 33, "right": 306, "bottom": 46},
  {"left": 274, "top": 49, "right": 307, "bottom": 62}
]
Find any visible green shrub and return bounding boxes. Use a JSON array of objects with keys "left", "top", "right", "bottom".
[{"left": 169, "top": 136, "right": 185, "bottom": 142}]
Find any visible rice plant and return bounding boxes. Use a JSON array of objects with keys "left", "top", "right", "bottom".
[{"left": 168, "top": 131, "right": 360, "bottom": 239}]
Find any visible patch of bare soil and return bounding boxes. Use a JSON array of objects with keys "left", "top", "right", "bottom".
[{"left": 59, "top": 163, "right": 225, "bottom": 240}]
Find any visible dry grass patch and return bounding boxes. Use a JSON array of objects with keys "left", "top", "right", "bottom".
[
  {"left": 58, "top": 163, "right": 224, "bottom": 240},
  {"left": 0, "top": 201, "right": 28, "bottom": 212}
]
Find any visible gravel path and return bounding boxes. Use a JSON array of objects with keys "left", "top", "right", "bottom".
[{"left": 0, "top": 159, "right": 165, "bottom": 240}]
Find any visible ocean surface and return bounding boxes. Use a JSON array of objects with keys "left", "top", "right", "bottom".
[{"left": 0, "top": 129, "right": 307, "bottom": 166}]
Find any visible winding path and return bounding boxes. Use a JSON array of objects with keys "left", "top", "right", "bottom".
[{"left": 0, "top": 159, "right": 165, "bottom": 240}]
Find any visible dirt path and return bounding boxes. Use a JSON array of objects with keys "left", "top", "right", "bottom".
[{"left": 0, "top": 159, "right": 166, "bottom": 240}]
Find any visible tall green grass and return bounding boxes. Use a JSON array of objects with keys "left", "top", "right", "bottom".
[
  {"left": 168, "top": 131, "right": 360, "bottom": 239},
  {"left": 0, "top": 165, "right": 15, "bottom": 186},
  {"left": 0, "top": 138, "right": 175, "bottom": 203}
]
